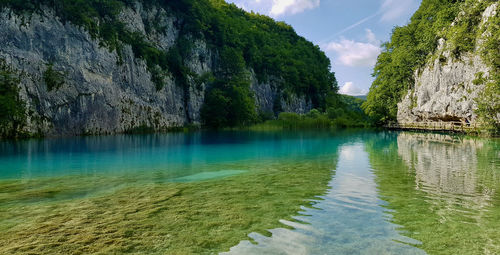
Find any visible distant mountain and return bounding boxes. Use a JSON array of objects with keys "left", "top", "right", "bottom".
[{"left": 354, "top": 95, "right": 367, "bottom": 101}]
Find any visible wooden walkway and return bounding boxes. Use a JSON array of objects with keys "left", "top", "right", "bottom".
[{"left": 385, "top": 121, "right": 481, "bottom": 134}]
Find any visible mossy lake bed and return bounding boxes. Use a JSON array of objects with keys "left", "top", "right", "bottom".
[{"left": 0, "top": 130, "right": 499, "bottom": 254}]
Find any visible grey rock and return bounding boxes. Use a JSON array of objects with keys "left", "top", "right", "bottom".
[
  {"left": 397, "top": 3, "right": 498, "bottom": 125},
  {"left": 0, "top": 4, "right": 312, "bottom": 137}
]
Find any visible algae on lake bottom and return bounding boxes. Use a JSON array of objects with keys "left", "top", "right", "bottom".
[
  {"left": 1, "top": 131, "right": 499, "bottom": 255},
  {"left": 0, "top": 157, "right": 336, "bottom": 254}
]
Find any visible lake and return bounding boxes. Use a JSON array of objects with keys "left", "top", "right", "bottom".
[{"left": 0, "top": 130, "right": 498, "bottom": 254}]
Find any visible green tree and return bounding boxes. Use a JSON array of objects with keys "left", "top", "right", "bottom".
[
  {"left": 43, "top": 64, "right": 65, "bottom": 91},
  {"left": 363, "top": 0, "right": 498, "bottom": 125},
  {"left": 0, "top": 63, "right": 25, "bottom": 137},
  {"left": 1, "top": 0, "right": 340, "bottom": 128}
]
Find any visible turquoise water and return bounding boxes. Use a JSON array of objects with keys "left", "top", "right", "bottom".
[
  {"left": 0, "top": 131, "right": 340, "bottom": 180},
  {"left": 0, "top": 130, "right": 499, "bottom": 254}
]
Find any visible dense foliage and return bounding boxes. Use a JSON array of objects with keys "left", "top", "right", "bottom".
[
  {"left": 363, "top": 0, "right": 498, "bottom": 125},
  {"left": 0, "top": 0, "right": 338, "bottom": 128},
  {"left": 0, "top": 61, "right": 25, "bottom": 138},
  {"left": 476, "top": 8, "right": 500, "bottom": 133},
  {"left": 200, "top": 47, "right": 257, "bottom": 128},
  {"left": 252, "top": 95, "right": 370, "bottom": 130},
  {"left": 43, "top": 64, "right": 65, "bottom": 91}
]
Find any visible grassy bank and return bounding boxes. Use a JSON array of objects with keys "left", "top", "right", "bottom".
[
  {"left": 248, "top": 94, "right": 371, "bottom": 130},
  {"left": 250, "top": 111, "right": 370, "bottom": 131}
]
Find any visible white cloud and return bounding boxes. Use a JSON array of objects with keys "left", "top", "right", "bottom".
[
  {"left": 269, "top": 0, "right": 320, "bottom": 16},
  {"left": 322, "top": 29, "right": 381, "bottom": 67},
  {"left": 324, "top": 40, "right": 380, "bottom": 67},
  {"left": 323, "top": 30, "right": 381, "bottom": 67},
  {"left": 380, "top": 0, "right": 415, "bottom": 21},
  {"left": 229, "top": 0, "right": 320, "bottom": 17},
  {"left": 339, "top": 82, "right": 368, "bottom": 96},
  {"left": 365, "top": 29, "right": 377, "bottom": 44}
]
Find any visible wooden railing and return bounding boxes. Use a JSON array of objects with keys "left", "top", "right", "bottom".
[{"left": 385, "top": 121, "right": 480, "bottom": 133}]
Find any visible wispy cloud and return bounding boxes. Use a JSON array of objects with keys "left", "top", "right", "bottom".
[
  {"left": 380, "top": 0, "right": 417, "bottom": 22},
  {"left": 319, "top": 0, "right": 418, "bottom": 42},
  {"left": 319, "top": 10, "right": 382, "bottom": 44}
]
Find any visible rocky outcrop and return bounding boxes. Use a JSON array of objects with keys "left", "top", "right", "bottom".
[
  {"left": 250, "top": 73, "right": 312, "bottom": 116},
  {"left": 397, "top": 3, "right": 498, "bottom": 125},
  {"left": 0, "top": 4, "right": 311, "bottom": 137}
]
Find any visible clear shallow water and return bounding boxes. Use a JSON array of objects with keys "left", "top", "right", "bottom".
[
  {"left": 0, "top": 130, "right": 499, "bottom": 254},
  {"left": 225, "top": 142, "right": 425, "bottom": 255}
]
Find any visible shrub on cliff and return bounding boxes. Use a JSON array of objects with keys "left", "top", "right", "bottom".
[
  {"left": 363, "top": 0, "right": 498, "bottom": 124},
  {"left": 0, "top": 62, "right": 25, "bottom": 138}
]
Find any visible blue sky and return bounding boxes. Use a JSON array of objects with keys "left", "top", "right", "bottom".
[{"left": 225, "top": 0, "right": 421, "bottom": 95}]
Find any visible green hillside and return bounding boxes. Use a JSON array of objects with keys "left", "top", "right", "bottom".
[{"left": 0, "top": 0, "right": 339, "bottom": 129}]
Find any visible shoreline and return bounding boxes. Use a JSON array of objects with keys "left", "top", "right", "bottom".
[{"left": 385, "top": 121, "right": 499, "bottom": 137}]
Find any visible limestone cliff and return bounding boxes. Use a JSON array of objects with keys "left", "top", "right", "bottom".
[
  {"left": 397, "top": 3, "right": 498, "bottom": 125},
  {"left": 0, "top": 2, "right": 320, "bottom": 137}
]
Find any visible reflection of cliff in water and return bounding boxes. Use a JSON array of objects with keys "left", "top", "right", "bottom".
[
  {"left": 367, "top": 131, "right": 500, "bottom": 255},
  {"left": 397, "top": 132, "right": 494, "bottom": 211}
]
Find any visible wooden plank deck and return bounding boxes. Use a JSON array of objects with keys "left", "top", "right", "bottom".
[{"left": 385, "top": 121, "right": 481, "bottom": 134}]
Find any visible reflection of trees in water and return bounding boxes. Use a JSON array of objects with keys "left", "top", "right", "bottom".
[{"left": 366, "top": 132, "right": 500, "bottom": 255}]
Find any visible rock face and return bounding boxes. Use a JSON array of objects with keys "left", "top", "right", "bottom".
[
  {"left": 397, "top": 3, "right": 497, "bottom": 125},
  {"left": 0, "top": 4, "right": 312, "bottom": 136}
]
